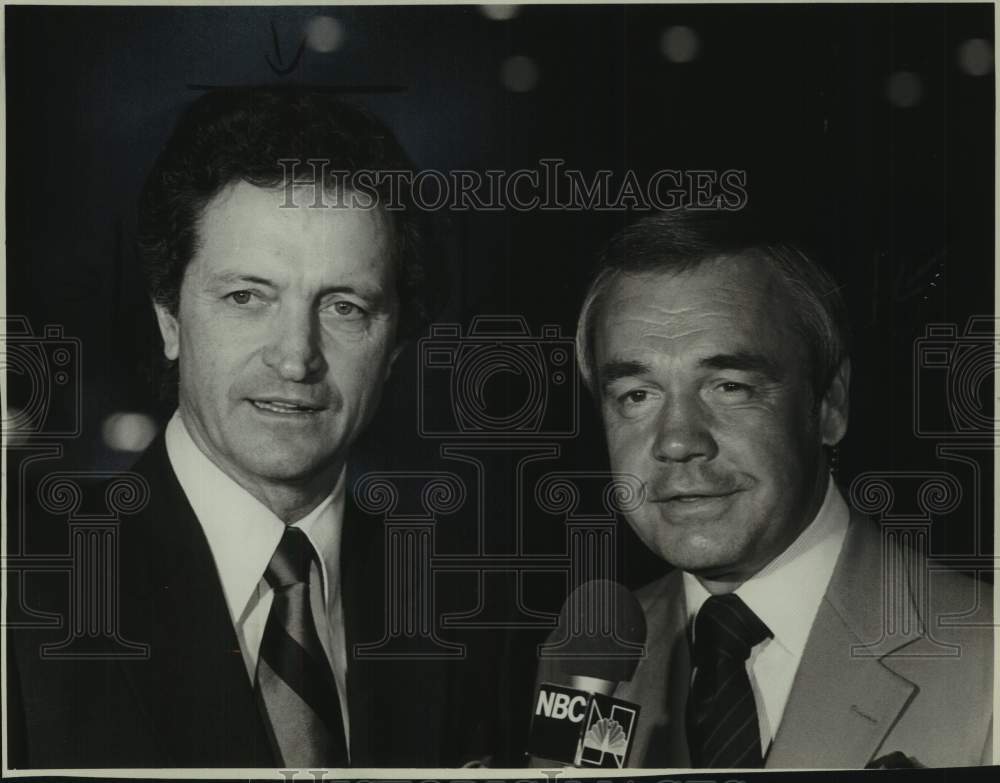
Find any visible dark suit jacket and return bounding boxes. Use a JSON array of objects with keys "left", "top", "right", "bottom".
[
  {"left": 8, "top": 436, "right": 494, "bottom": 768},
  {"left": 536, "top": 512, "right": 994, "bottom": 768}
]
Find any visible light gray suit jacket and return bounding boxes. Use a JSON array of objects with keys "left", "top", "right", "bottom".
[{"left": 536, "top": 513, "right": 994, "bottom": 768}]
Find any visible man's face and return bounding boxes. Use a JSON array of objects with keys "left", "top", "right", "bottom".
[
  {"left": 155, "top": 181, "right": 400, "bottom": 498},
  {"left": 593, "top": 257, "right": 848, "bottom": 585}
]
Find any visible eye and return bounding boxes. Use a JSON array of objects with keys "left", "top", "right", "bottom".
[
  {"left": 327, "top": 300, "right": 369, "bottom": 321},
  {"left": 610, "top": 386, "right": 660, "bottom": 418},
  {"left": 226, "top": 290, "right": 258, "bottom": 306},
  {"left": 712, "top": 381, "right": 754, "bottom": 401},
  {"left": 621, "top": 389, "right": 649, "bottom": 405}
]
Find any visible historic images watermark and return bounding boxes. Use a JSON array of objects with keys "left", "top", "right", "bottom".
[
  {"left": 354, "top": 312, "right": 1000, "bottom": 663},
  {"left": 277, "top": 159, "right": 749, "bottom": 212},
  {"left": 3, "top": 315, "right": 151, "bottom": 661}
]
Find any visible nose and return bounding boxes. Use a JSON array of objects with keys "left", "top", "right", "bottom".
[
  {"left": 262, "top": 304, "right": 326, "bottom": 382},
  {"left": 651, "top": 392, "right": 718, "bottom": 463}
]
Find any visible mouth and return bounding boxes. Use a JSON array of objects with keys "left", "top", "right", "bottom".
[
  {"left": 249, "top": 398, "right": 326, "bottom": 415},
  {"left": 653, "top": 489, "right": 742, "bottom": 504}
]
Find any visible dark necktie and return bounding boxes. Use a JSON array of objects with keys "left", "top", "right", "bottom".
[
  {"left": 686, "top": 593, "right": 772, "bottom": 768},
  {"left": 255, "top": 526, "right": 349, "bottom": 767}
]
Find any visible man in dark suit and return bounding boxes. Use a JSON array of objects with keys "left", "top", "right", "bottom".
[
  {"left": 537, "top": 211, "right": 993, "bottom": 768},
  {"left": 8, "top": 88, "right": 490, "bottom": 769}
]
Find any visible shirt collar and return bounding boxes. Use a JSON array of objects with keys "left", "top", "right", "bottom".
[
  {"left": 164, "top": 411, "right": 345, "bottom": 622},
  {"left": 683, "top": 476, "right": 850, "bottom": 656},
  {"left": 295, "top": 477, "right": 345, "bottom": 606}
]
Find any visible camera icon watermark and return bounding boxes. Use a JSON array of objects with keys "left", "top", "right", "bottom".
[
  {"left": 912, "top": 316, "right": 998, "bottom": 439},
  {"left": 4, "top": 471, "right": 151, "bottom": 660},
  {"left": 2, "top": 316, "right": 82, "bottom": 440},
  {"left": 418, "top": 316, "right": 578, "bottom": 438}
]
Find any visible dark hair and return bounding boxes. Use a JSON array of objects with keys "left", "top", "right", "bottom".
[
  {"left": 576, "top": 210, "right": 851, "bottom": 399},
  {"left": 138, "top": 86, "right": 439, "bottom": 341}
]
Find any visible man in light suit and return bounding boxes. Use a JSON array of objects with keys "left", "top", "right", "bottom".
[
  {"left": 8, "top": 87, "right": 493, "bottom": 768},
  {"left": 537, "top": 211, "right": 993, "bottom": 768}
]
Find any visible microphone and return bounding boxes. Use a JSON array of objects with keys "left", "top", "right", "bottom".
[{"left": 527, "top": 579, "right": 646, "bottom": 768}]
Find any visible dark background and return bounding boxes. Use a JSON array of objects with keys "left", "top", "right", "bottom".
[
  {"left": 4, "top": 3, "right": 995, "bottom": 766},
  {"left": 7, "top": 2, "right": 995, "bottom": 554},
  {"left": 5, "top": 0, "right": 995, "bottom": 679}
]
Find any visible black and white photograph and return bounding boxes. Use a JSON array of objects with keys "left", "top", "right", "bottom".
[{"left": 2, "top": 1, "right": 996, "bottom": 777}]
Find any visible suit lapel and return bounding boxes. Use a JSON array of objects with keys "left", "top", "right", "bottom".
[
  {"left": 766, "top": 514, "right": 921, "bottom": 768},
  {"left": 620, "top": 570, "right": 693, "bottom": 767},
  {"left": 340, "top": 486, "right": 450, "bottom": 766},
  {"left": 118, "top": 437, "right": 274, "bottom": 766},
  {"left": 120, "top": 444, "right": 450, "bottom": 767}
]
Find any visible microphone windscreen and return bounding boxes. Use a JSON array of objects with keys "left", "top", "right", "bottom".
[{"left": 552, "top": 579, "right": 646, "bottom": 683}]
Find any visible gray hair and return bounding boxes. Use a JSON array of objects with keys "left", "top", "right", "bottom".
[{"left": 576, "top": 211, "right": 850, "bottom": 399}]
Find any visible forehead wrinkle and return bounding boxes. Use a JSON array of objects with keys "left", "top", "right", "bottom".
[
  {"left": 623, "top": 306, "right": 729, "bottom": 343},
  {"left": 597, "top": 260, "right": 808, "bottom": 376}
]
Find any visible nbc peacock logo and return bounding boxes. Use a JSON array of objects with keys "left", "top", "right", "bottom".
[
  {"left": 576, "top": 696, "right": 638, "bottom": 768},
  {"left": 584, "top": 717, "right": 628, "bottom": 756}
]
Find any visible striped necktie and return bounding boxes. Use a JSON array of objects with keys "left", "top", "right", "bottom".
[
  {"left": 255, "top": 526, "right": 348, "bottom": 767},
  {"left": 686, "top": 593, "right": 772, "bottom": 768}
]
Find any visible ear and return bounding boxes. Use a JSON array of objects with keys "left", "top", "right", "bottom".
[
  {"left": 152, "top": 302, "right": 180, "bottom": 361},
  {"left": 819, "top": 358, "right": 850, "bottom": 446}
]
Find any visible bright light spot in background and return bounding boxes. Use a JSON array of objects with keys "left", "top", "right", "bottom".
[
  {"left": 501, "top": 55, "right": 540, "bottom": 92},
  {"left": 3, "top": 407, "right": 28, "bottom": 446},
  {"left": 102, "top": 412, "right": 157, "bottom": 453},
  {"left": 886, "top": 71, "right": 923, "bottom": 108},
  {"left": 305, "top": 16, "right": 345, "bottom": 53},
  {"left": 957, "top": 38, "right": 993, "bottom": 76},
  {"left": 480, "top": 5, "right": 521, "bottom": 22},
  {"left": 660, "top": 26, "right": 701, "bottom": 63}
]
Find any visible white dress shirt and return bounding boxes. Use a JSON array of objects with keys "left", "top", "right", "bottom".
[
  {"left": 164, "top": 411, "right": 351, "bottom": 747},
  {"left": 683, "top": 476, "right": 850, "bottom": 757}
]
